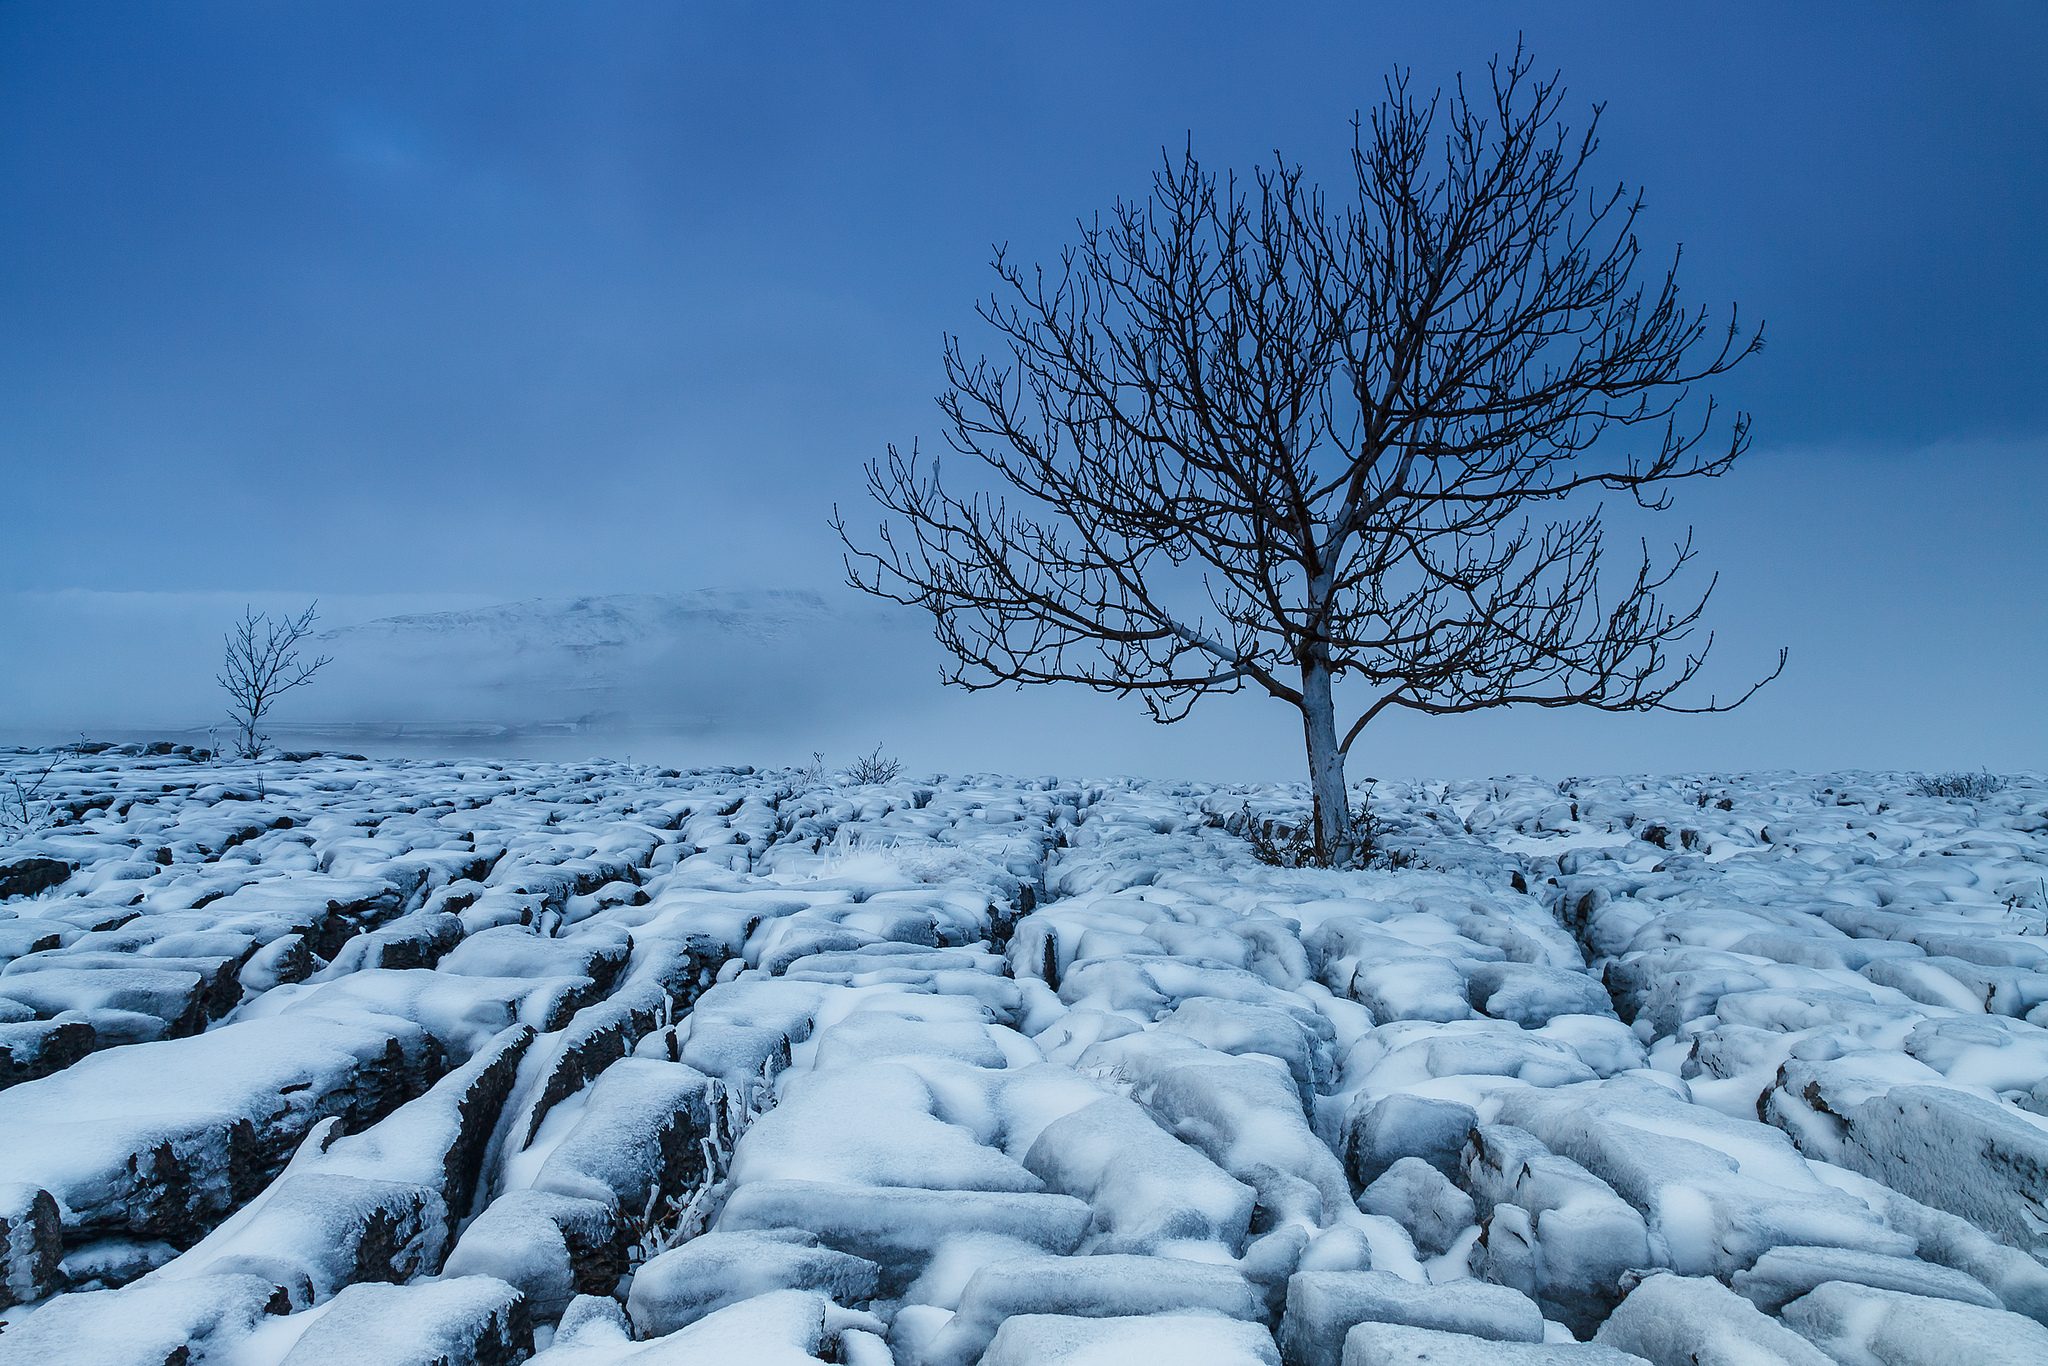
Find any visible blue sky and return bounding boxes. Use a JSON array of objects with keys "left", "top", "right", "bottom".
[{"left": 2, "top": 2, "right": 2043, "bottom": 776}]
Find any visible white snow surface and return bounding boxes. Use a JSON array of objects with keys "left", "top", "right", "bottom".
[{"left": 0, "top": 750, "right": 2046, "bottom": 1365}]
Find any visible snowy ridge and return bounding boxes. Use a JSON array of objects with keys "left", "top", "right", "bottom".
[
  {"left": 321, "top": 592, "right": 838, "bottom": 673},
  {"left": 0, "top": 753, "right": 2046, "bottom": 1364}
]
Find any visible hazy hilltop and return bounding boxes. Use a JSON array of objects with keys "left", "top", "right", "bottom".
[
  {"left": 327, "top": 591, "right": 838, "bottom": 667},
  {"left": 0, "top": 589, "right": 926, "bottom": 751},
  {"left": 317, "top": 590, "right": 844, "bottom": 708}
]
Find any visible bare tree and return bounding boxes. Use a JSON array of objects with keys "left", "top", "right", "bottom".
[
  {"left": 839, "top": 50, "right": 1783, "bottom": 863},
  {"left": 218, "top": 603, "right": 332, "bottom": 759}
]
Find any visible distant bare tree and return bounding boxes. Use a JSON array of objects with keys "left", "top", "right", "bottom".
[
  {"left": 218, "top": 603, "right": 332, "bottom": 759},
  {"left": 840, "top": 49, "right": 1783, "bottom": 864}
]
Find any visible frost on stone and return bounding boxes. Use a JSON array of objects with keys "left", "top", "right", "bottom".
[
  {"left": 1280, "top": 1270, "right": 1544, "bottom": 1366},
  {"left": 1777, "top": 1280, "right": 2048, "bottom": 1365},
  {"left": 0, "top": 754, "right": 2045, "bottom": 1359}
]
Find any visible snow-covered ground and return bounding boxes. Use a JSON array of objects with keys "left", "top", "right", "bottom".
[{"left": 1, "top": 748, "right": 2046, "bottom": 1365}]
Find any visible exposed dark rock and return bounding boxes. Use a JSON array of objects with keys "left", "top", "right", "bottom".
[
  {"left": 0, "top": 1017, "right": 98, "bottom": 1089},
  {"left": 0, "top": 858, "right": 74, "bottom": 900},
  {"left": 0, "top": 1015, "right": 439, "bottom": 1244},
  {"left": 531, "top": 1058, "right": 718, "bottom": 1218},
  {"left": 1, "top": 1182, "right": 62, "bottom": 1308},
  {"left": 441, "top": 1190, "right": 621, "bottom": 1321}
]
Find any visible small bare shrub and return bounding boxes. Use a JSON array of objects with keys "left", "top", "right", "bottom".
[
  {"left": 1, "top": 753, "right": 62, "bottom": 845},
  {"left": 1238, "top": 786, "right": 1390, "bottom": 869},
  {"left": 1914, "top": 770, "right": 2007, "bottom": 801},
  {"left": 848, "top": 744, "right": 902, "bottom": 785}
]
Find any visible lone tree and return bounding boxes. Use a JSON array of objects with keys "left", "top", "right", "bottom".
[
  {"left": 839, "top": 51, "right": 1783, "bottom": 863},
  {"left": 218, "top": 603, "right": 332, "bottom": 759}
]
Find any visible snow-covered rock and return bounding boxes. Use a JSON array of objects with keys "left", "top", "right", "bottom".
[{"left": 3, "top": 751, "right": 2046, "bottom": 1361}]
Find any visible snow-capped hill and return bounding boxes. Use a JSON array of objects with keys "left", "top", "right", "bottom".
[
  {"left": 299, "top": 589, "right": 920, "bottom": 737},
  {"left": 328, "top": 590, "right": 835, "bottom": 652},
  {"left": 0, "top": 587, "right": 944, "bottom": 757},
  {"left": 320, "top": 590, "right": 841, "bottom": 686}
]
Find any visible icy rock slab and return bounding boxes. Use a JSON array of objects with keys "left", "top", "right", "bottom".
[
  {"left": 783, "top": 958, "right": 1026, "bottom": 1028},
  {"left": 277, "top": 1275, "right": 530, "bottom": 1366},
  {"left": 1779, "top": 1280, "right": 2048, "bottom": 1366},
  {"left": 754, "top": 918, "right": 886, "bottom": 975},
  {"left": 532, "top": 1058, "right": 718, "bottom": 1215},
  {"left": 246, "top": 967, "right": 594, "bottom": 1063},
  {"left": 1349, "top": 958, "right": 1474, "bottom": 1024},
  {"left": 1110, "top": 1044, "right": 1353, "bottom": 1223},
  {"left": 1495, "top": 1078, "right": 1914, "bottom": 1276},
  {"left": 178, "top": 1170, "right": 436, "bottom": 1308},
  {"left": 980, "top": 1312, "right": 1281, "bottom": 1366},
  {"left": 0, "top": 1272, "right": 289, "bottom": 1365},
  {"left": 543, "top": 1292, "right": 633, "bottom": 1354},
  {"left": 626, "top": 1228, "right": 878, "bottom": 1338},
  {"left": 510, "top": 981, "right": 673, "bottom": 1152},
  {"left": 1056, "top": 955, "right": 1325, "bottom": 1029},
  {"left": 240, "top": 932, "right": 316, "bottom": 993},
  {"left": 12, "top": 949, "right": 242, "bottom": 1022},
  {"left": 0, "top": 966, "right": 208, "bottom": 1039},
  {"left": 0, "top": 1182, "right": 61, "bottom": 1309},
  {"left": 1422, "top": 1032, "right": 1598, "bottom": 1088},
  {"left": 1730, "top": 1244, "right": 2003, "bottom": 1315},
  {"left": 673, "top": 1017, "right": 792, "bottom": 1083},
  {"left": 783, "top": 948, "right": 1006, "bottom": 980},
  {"left": 1296, "top": 1217, "right": 1377, "bottom": 1276},
  {"left": 1156, "top": 997, "right": 1337, "bottom": 1098},
  {"left": 442, "top": 1189, "right": 622, "bottom": 1323},
  {"left": 533, "top": 1288, "right": 835, "bottom": 1366},
  {"left": 0, "top": 1013, "right": 435, "bottom": 1242},
  {"left": 1862, "top": 958, "right": 1995, "bottom": 1014},
  {"left": 810, "top": 1013, "right": 1012, "bottom": 1070},
  {"left": 1341, "top": 1094, "right": 1477, "bottom": 1190},
  {"left": 1021, "top": 1095, "right": 1257, "bottom": 1255},
  {"left": 1340, "top": 1323, "right": 1651, "bottom": 1366},
  {"left": 440, "top": 923, "right": 632, "bottom": 993},
  {"left": 56, "top": 1236, "right": 178, "bottom": 1292},
  {"left": 677, "top": 977, "right": 829, "bottom": 1082},
  {"left": 1900, "top": 1014, "right": 2048, "bottom": 1092},
  {"left": 1463, "top": 1125, "right": 1649, "bottom": 1337},
  {"left": 324, "top": 911, "right": 466, "bottom": 974},
  {"left": 1358, "top": 1159, "right": 1475, "bottom": 1257},
  {"left": 165, "top": 1024, "right": 533, "bottom": 1306},
  {"left": 1592, "top": 1273, "right": 1833, "bottom": 1366},
  {"left": 1810, "top": 1162, "right": 2048, "bottom": 1325},
  {"left": 314, "top": 1022, "right": 533, "bottom": 1221},
  {"left": 1465, "top": 963, "right": 1615, "bottom": 1028},
  {"left": 1769, "top": 1080, "right": 2048, "bottom": 1258},
  {"left": 1280, "top": 1271, "right": 1543, "bottom": 1366},
  {"left": 717, "top": 1181, "right": 1090, "bottom": 1296},
  {"left": 921, "top": 1253, "right": 1264, "bottom": 1366},
  {"left": 1598, "top": 949, "right": 1748, "bottom": 1019},
  {"left": 155, "top": 872, "right": 407, "bottom": 959},
  {"left": 730, "top": 1059, "right": 1044, "bottom": 1193}
]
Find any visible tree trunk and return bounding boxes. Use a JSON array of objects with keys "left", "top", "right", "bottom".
[{"left": 1299, "top": 658, "right": 1353, "bottom": 863}]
